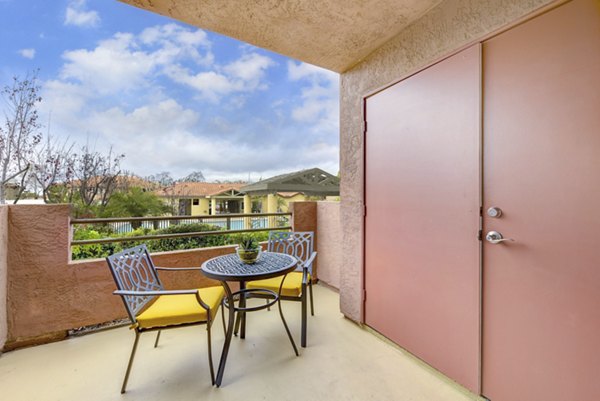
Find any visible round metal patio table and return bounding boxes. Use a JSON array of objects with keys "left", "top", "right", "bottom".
[{"left": 201, "top": 251, "right": 299, "bottom": 387}]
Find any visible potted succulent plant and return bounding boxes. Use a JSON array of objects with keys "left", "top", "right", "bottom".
[{"left": 236, "top": 234, "right": 261, "bottom": 264}]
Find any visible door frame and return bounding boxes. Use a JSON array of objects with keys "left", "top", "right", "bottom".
[{"left": 360, "top": 0, "right": 569, "bottom": 395}]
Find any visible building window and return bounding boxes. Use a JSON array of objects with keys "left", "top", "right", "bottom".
[{"left": 192, "top": 199, "right": 199, "bottom": 205}]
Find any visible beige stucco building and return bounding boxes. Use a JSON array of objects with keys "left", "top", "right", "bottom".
[
  {"left": 157, "top": 168, "right": 340, "bottom": 216},
  {"left": 155, "top": 182, "right": 248, "bottom": 215}
]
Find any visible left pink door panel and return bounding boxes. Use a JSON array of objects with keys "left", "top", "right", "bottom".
[{"left": 365, "top": 45, "right": 481, "bottom": 392}]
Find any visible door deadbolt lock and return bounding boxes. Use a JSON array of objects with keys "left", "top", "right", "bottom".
[{"left": 487, "top": 207, "right": 503, "bottom": 218}]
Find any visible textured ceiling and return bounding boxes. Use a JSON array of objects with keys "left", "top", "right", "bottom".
[{"left": 119, "top": 0, "right": 442, "bottom": 72}]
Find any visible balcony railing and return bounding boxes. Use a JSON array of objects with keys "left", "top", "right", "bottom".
[{"left": 69, "top": 213, "right": 292, "bottom": 260}]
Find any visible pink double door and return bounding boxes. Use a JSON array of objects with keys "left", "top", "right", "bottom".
[{"left": 364, "top": 1, "right": 600, "bottom": 400}]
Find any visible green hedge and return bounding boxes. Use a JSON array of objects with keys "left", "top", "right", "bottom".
[{"left": 72, "top": 223, "right": 270, "bottom": 260}]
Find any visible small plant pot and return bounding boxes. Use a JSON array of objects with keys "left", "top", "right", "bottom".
[{"left": 236, "top": 246, "right": 261, "bottom": 264}]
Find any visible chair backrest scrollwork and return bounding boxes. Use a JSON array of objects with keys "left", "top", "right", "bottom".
[
  {"left": 106, "top": 245, "right": 163, "bottom": 321},
  {"left": 267, "top": 231, "right": 314, "bottom": 273}
]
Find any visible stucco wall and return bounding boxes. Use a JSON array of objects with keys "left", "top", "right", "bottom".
[
  {"left": 339, "top": 0, "right": 557, "bottom": 321},
  {"left": 316, "top": 202, "right": 341, "bottom": 289},
  {"left": 3, "top": 203, "right": 320, "bottom": 350},
  {"left": 0, "top": 206, "right": 8, "bottom": 351},
  {"left": 4, "top": 204, "right": 238, "bottom": 350},
  {"left": 191, "top": 198, "right": 210, "bottom": 215}
]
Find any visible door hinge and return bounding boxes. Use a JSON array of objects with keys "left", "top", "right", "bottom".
[
  {"left": 362, "top": 120, "right": 367, "bottom": 133},
  {"left": 477, "top": 229, "right": 483, "bottom": 241},
  {"left": 362, "top": 289, "right": 367, "bottom": 302},
  {"left": 363, "top": 204, "right": 367, "bottom": 217}
]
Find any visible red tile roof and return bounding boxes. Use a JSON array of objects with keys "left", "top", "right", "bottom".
[{"left": 156, "top": 182, "right": 246, "bottom": 198}]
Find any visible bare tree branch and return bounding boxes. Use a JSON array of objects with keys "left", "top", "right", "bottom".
[{"left": 0, "top": 71, "right": 42, "bottom": 203}]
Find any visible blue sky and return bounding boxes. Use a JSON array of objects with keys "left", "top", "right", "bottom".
[{"left": 0, "top": 0, "right": 339, "bottom": 181}]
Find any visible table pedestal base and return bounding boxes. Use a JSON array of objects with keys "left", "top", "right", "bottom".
[{"left": 214, "top": 276, "right": 298, "bottom": 387}]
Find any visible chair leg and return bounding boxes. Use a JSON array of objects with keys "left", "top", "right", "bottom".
[
  {"left": 309, "top": 281, "right": 315, "bottom": 316},
  {"left": 221, "top": 302, "right": 226, "bottom": 336},
  {"left": 266, "top": 298, "right": 271, "bottom": 311},
  {"left": 121, "top": 331, "right": 141, "bottom": 394},
  {"left": 153, "top": 330, "right": 161, "bottom": 348},
  {"left": 233, "top": 308, "right": 241, "bottom": 336},
  {"left": 301, "top": 283, "right": 307, "bottom": 348},
  {"left": 207, "top": 312, "right": 216, "bottom": 385}
]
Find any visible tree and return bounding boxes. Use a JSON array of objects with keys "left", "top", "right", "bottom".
[
  {"left": 0, "top": 72, "right": 43, "bottom": 203},
  {"left": 147, "top": 171, "right": 179, "bottom": 214},
  {"left": 146, "top": 171, "right": 174, "bottom": 187},
  {"left": 180, "top": 171, "right": 206, "bottom": 182},
  {"left": 115, "top": 171, "right": 156, "bottom": 193},
  {"left": 102, "top": 187, "right": 169, "bottom": 227},
  {"left": 31, "top": 134, "right": 75, "bottom": 203},
  {"left": 68, "top": 144, "right": 124, "bottom": 216}
]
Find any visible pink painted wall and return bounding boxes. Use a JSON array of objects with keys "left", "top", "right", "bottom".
[
  {"left": 316, "top": 202, "right": 340, "bottom": 289},
  {"left": 290, "top": 200, "right": 341, "bottom": 289}
]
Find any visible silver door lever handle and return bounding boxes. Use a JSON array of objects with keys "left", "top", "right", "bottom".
[{"left": 486, "top": 231, "right": 515, "bottom": 244}]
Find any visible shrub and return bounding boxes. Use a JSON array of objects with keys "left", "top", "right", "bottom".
[
  {"left": 71, "top": 222, "right": 276, "bottom": 260},
  {"left": 71, "top": 229, "right": 105, "bottom": 260},
  {"left": 146, "top": 223, "right": 228, "bottom": 252}
]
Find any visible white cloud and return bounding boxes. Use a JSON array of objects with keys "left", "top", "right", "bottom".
[
  {"left": 224, "top": 53, "right": 274, "bottom": 84},
  {"left": 166, "top": 67, "right": 233, "bottom": 102},
  {"left": 64, "top": 0, "right": 100, "bottom": 28},
  {"left": 40, "top": 24, "right": 338, "bottom": 180},
  {"left": 60, "top": 33, "right": 156, "bottom": 94},
  {"left": 43, "top": 94, "right": 338, "bottom": 179},
  {"left": 287, "top": 61, "right": 339, "bottom": 133},
  {"left": 41, "top": 80, "right": 95, "bottom": 130},
  {"left": 138, "top": 24, "right": 213, "bottom": 66},
  {"left": 66, "top": 99, "right": 306, "bottom": 178},
  {"left": 166, "top": 52, "right": 275, "bottom": 102},
  {"left": 57, "top": 24, "right": 217, "bottom": 96},
  {"left": 288, "top": 61, "right": 338, "bottom": 82},
  {"left": 18, "top": 48, "right": 35, "bottom": 59}
]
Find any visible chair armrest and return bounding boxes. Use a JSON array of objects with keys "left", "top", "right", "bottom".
[
  {"left": 302, "top": 251, "right": 317, "bottom": 283},
  {"left": 114, "top": 289, "right": 198, "bottom": 297},
  {"left": 303, "top": 251, "right": 317, "bottom": 272},
  {"left": 155, "top": 267, "right": 202, "bottom": 271}
]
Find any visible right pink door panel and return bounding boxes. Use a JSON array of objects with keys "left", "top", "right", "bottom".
[{"left": 482, "top": 1, "right": 600, "bottom": 400}]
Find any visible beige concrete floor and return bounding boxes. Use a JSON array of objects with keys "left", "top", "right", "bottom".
[{"left": 0, "top": 285, "right": 479, "bottom": 401}]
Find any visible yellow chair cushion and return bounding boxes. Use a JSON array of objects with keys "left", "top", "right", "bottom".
[
  {"left": 136, "top": 286, "right": 224, "bottom": 329},
  {"left": 246, "top": 271, "right": 308, "bottom": 297}
]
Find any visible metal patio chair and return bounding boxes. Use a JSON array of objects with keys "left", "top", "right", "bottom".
[
  {"left": 245, "top": 231, "right": 317, "bottom": 347},
  {"left": 106, "top": 245, "right": 224, "bottom": 393}
]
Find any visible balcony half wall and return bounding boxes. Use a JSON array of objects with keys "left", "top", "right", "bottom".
[{"left": 0, "top": 201, "right": 340, "bottom": 351}]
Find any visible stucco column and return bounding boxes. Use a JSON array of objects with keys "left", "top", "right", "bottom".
[
  {"left": 210, "top": 197, "right": 217, "bottom": 215},
  {"left": 266, "top": 193, "right": 277, "bottom": 213},
  {"left": 290, "top": 201, "right": 318, "bottom": 280},
  {"left": 199, "top": 198, "right": 210, "bottom": 215},
  {"left": 0, "top": 206, "right": 8, "bottom": 352},
  {"left": 243, "top": 195, "right": 252, "bottom": 229},
  {"left": 243, "top": 195, "right": 251, "bottom": 214}
]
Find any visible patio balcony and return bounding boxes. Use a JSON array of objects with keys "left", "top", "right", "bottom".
[
  {"left": 0, "top": 286, "right": 474, "bottom": 401},
  {"left": 1, "top": 2, "right": 598, "bottom": 400}
]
